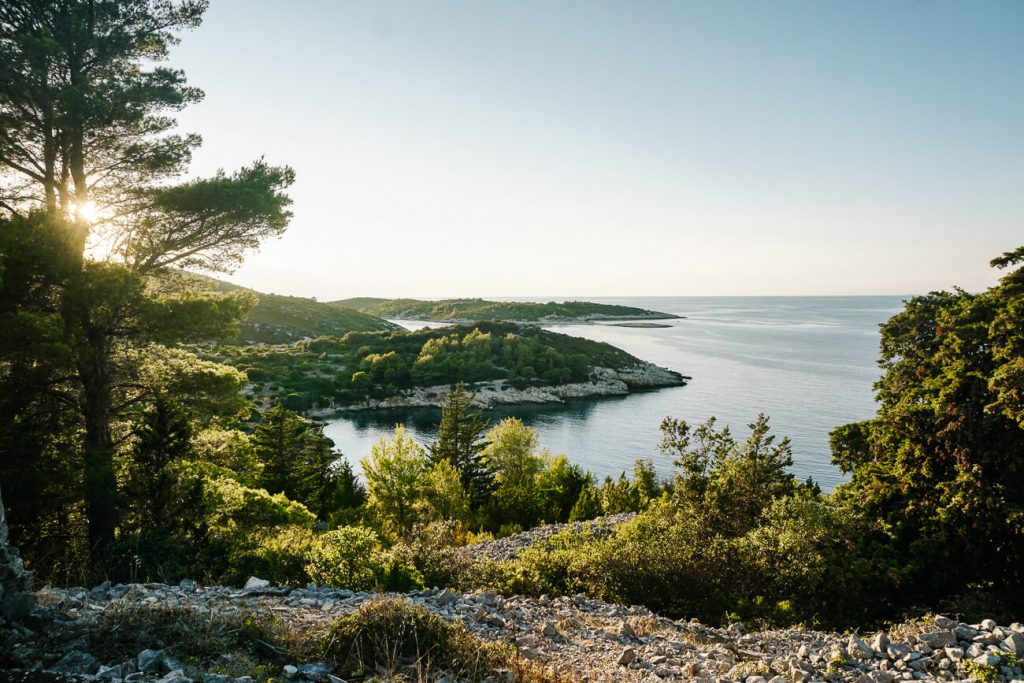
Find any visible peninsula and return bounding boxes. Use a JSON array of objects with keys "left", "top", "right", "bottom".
[
  {"left": 330, "top": 297, "right": 682, "bottom": 324},
  {"left": 208, "top": 321, "right": 687, "bottom": 414}
]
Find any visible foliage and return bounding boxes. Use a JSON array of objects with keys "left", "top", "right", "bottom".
[
  {"left": 422, "top": 460, "right": 472, "bottom": 524},
  {"left": 305, "top": 526, "right": 386, "bottom": 591},
  {"left": 392, "top": 521, "right": 474, "bottom": 590},
  {"left": 429, "top": 382, "right": 493, "bottom": 507},
  {"left": 211, "top": 321, "right": 645, "bottom": 411},
  {"left": 830, "top": 248, "right": 1024, "bottom": 611},
  {"left": 482, "top": 418, "right": 544, "bottom": 529},
  {"left": 0, "top": 0, "right": 295, "bottom": 571},
  {"left": 470, "top": 416, "right": 897, "bottom": 627},
  {"left": 361, "top": 426, "right": 429, "bottom": 539},
  {"left": 251, "top": 404, "right": 346, "bottom": 520}
]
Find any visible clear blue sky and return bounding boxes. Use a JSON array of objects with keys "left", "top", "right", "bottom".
[{"left": 171, "top": 0, "right": 1023, "bottom": 298}]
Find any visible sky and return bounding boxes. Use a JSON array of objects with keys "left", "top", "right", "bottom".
[{"left": 170, "top": 0, "right": 1024, "bottom": 298}]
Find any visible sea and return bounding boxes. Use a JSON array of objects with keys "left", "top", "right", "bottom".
[{"left": 321, "top": 296, "right": 908, "bottom": 491}]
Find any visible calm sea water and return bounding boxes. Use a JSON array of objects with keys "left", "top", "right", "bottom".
[{"left": 322, "top": 296, "right": 906, "bottom": 491}]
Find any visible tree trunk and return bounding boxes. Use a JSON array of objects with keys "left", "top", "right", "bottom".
[{"left": 79, "top": 360, "right": 117, "bottom": 556}]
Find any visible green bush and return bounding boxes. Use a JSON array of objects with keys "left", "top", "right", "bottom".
[
  {"left": 305, "top": 526, "right": 423, "bottom": 592},
  {"left": 393, "top": 521, "right": 473, "bottom": 589},
  {"left": 306, "top": 526, "right": 387, "bottom": 590},
  {"left": 468, "top": 416, "right": 898, "bottom": 628}
]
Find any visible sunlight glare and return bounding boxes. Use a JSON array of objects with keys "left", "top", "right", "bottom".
[{"left": 70, "top": 200, "right": 100, "bottom": 222}]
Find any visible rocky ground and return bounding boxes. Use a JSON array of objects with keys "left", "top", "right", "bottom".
[
  {"left": 461, "top": 513, "right": 635, "bottom": 562},
  {"left": 2, "top": 579, "right": 1023, "bottom": 683}
]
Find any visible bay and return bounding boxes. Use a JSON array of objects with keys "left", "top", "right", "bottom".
[{"left": 322, "top": 296, "right": 907, "bottom": 491}]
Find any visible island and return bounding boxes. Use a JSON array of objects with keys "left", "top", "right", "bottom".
[
  {"left": 206, "top": 321, "right": 687, "bottom": 413},
  {"left": 329, "top": 297, "right": 682, "bottom": 324}
]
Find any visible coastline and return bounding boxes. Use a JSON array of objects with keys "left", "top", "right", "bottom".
[
  {"left": 306, "top": 363, "right": 687, "bottom": 417},
  {"left": 387, "top": 314, "right": 684, "bottom": 328}
]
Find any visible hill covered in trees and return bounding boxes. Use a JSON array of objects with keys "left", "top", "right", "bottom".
[
  {"left": 330, "top": 297, "right": 681, "bottom": 323},
  {"left": 177, "top": 275, "right": 400, "bottom": 343},
  {"left": 210, "top": 321, "right": 684, "bottom": 413}
]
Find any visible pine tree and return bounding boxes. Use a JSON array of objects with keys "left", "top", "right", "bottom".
[
  {"left": 428, "top": 382, "right": 493, "bottom": 507},
  {"left": 251, "top": 404, "right": 339, "bottom": 520}
]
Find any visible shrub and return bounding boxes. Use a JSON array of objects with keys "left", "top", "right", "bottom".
[
  {"left": 305, "top": 526, "right": 424, "bottom": 592},
  {"left": 393, "top": 521, "right": 473, "bottom": 589},
  {"left": 305, "top": 526, "right": 386, "bottom": 590},
  {"left": 324, "top": 597, "right": 507, "bottom": 681}
]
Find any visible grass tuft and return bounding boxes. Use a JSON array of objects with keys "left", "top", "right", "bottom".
[{"left": 325, "top": 597, "right": 508, "bottom": 681}]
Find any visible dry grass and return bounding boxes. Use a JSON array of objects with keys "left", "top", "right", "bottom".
[
  {"left": 325, "top": 597, "right": 510, "bottom": 681},
  {"left": 35, "top": 591, "right": 585, "bottom": 682},
  {"left": 82, "top": 600, "right": 322, "bottom": 679}
]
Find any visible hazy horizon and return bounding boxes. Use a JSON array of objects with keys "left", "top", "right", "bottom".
[{"left": 171, "top": 1, "right": 1022, "bottom": 298}]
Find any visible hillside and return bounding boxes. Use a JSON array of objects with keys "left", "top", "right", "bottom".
[
  {"left": 210, "top": 321, "right": 686, "bottom": 413},
  {"left": 192, "top": 277, "right": 400, "bottom": 343},
  {"left": 329, "top": 297, "right": 681, "bottom": 323},
  {"left": 14, "top": 581, "right": 1024, "bottom": 682}
]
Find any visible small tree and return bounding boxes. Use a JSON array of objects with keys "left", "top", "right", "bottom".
[
  {"left": 482, "top": 417, "right": 543, "bottom": 529},
  {"left": 660, "top": 414, "right": 799, "bottom": 536},
  {"left": 535, "top": 453, "right": 592, "bottom": 522},
  {"left": 305, "top": 526, "right": 385, "bottom": 591},
  {"left": 361, "top": 426, "right": 428, "bottom": 538},
  {"left": 568, "top": 483, "right": 603, "bottom": 521}
]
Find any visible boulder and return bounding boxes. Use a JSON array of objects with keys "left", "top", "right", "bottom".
[
  {"left": 973, "top": 653, "right": 1001, "bottom": 668},
  {"left": 848, "top": 634, "right": 874, "bottom": 659},
  {"left": 617, "top": 647, "right": 636, "bottom": 666},
  {"left": 918, "top": 631, "right": 956, "bottom": 648},
  {"left": 138, "top": 648, "right": 165, "bottom": 672},
  {"left": 1002, "top": 631, "right": 1024, "bottom": 655},
  {"left": 954, "top": 624, "right": 978, "bottom": 641},
  {"left": 0, "top": 488, "right": 34, "bottom": 622},
  {"left": 52, "top": 650, "right": 99, "bottom": 675},
  {"left": 436, "top": 588, "right": 458, "bottom": 605},
  {"left": 244, "top": 576, "right": 270, "bottom": 590},
  {"left": 297, "top": 663, "right": 331, "bottom": 680}
]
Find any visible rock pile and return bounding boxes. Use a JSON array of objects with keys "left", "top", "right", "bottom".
[
  {"left": 0, "top": 488, "right": 34, "bottom": 624},
  {"left": 2, "top": 579, "right": 1022, "bottom": 683},
  {"left": 461, "top": 513, "right": 636, "bottom": 562}
]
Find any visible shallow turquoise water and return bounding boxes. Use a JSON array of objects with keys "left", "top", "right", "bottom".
[{"left": 322, "top": 296, "right": 906, "bottom": 490}]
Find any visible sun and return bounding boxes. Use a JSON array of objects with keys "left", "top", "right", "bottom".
[{"left": 69, "top": 200, "right": 100, "bottom": 222}]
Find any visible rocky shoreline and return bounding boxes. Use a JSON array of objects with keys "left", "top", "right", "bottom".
[{"left": 308, "top": 363, "right": 687, "bottom": 416}]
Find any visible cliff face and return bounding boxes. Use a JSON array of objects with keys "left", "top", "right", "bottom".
[{"left": 0, "top": 489, "right": 33, "bottom": 622}]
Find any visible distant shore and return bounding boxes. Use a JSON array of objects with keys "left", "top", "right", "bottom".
[{"left": 307, "top": 363, "right": 688, "bottom": 416}]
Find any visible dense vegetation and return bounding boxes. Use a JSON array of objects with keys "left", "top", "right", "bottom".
[
  {"left": 199, "top": 276, "right": 398, "bottom": 343},
  {"left": 330, "top": 297, "right": 679, "bottom": 322},
  {"left": 211, "top": 321, "right": 645, "bottom": 411},
  {"left": 1, "top": 0, "right": 1021, "bottom": 638}
]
